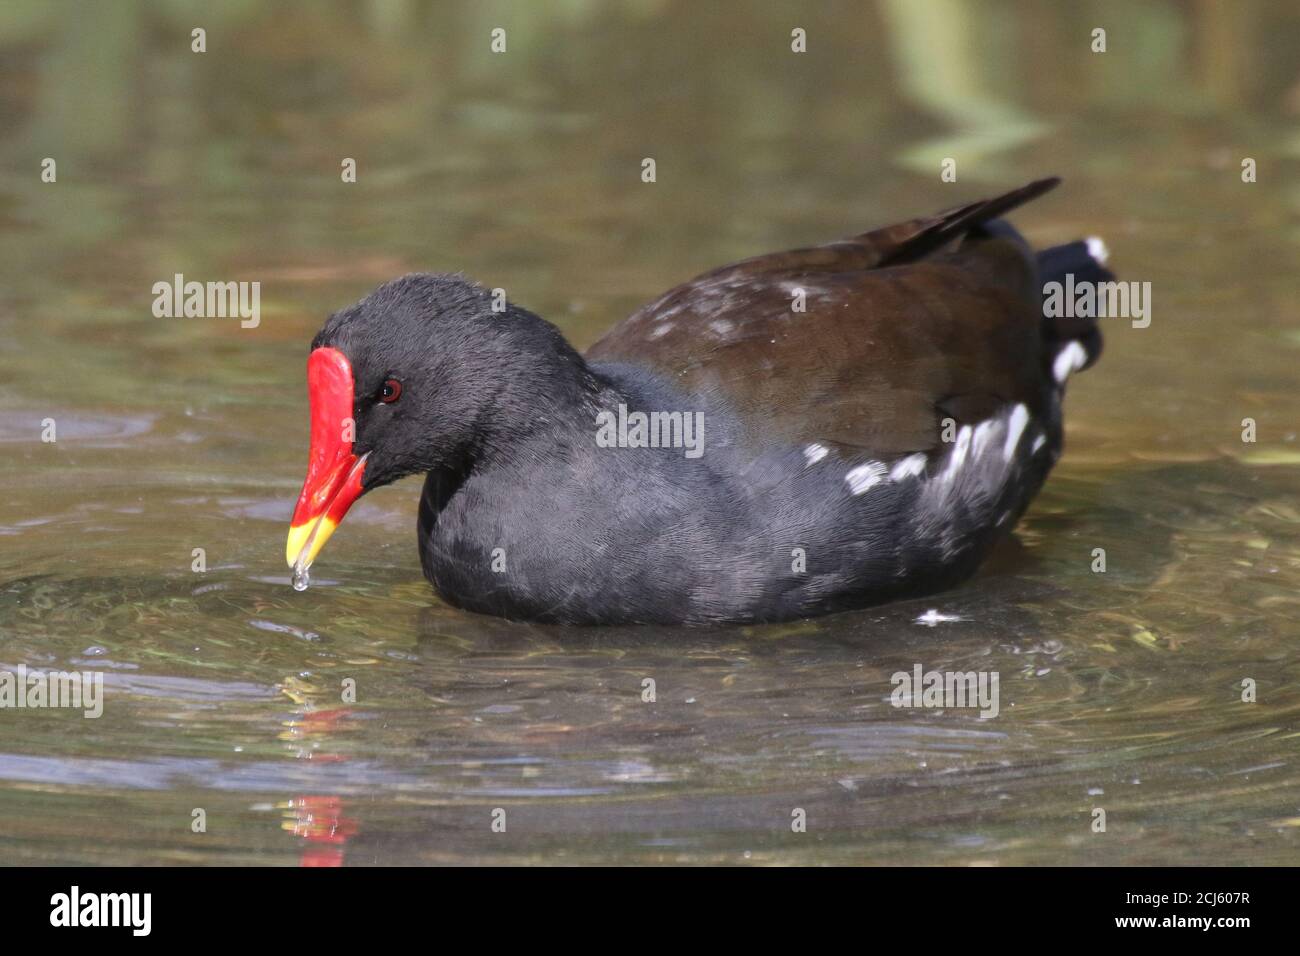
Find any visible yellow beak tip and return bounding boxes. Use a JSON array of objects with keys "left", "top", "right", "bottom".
[{"left": 285, "top": 518, "right": 338, "bottom": 572}]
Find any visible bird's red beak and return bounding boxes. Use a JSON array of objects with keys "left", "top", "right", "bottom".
[{"left": 286, "top": 347, "right": 367, "bottom": 570}]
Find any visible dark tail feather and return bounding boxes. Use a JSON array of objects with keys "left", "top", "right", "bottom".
[
  {"left": 1038, "top": 238, "right": 1112, "bottom": 374},
  {"left": 877, "top": 177, "right": 1061, "bottom": 267}
]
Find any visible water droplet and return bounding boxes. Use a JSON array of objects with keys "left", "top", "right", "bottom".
[{"left": 291, "top": 566, "right": 310, "bottom": 591}]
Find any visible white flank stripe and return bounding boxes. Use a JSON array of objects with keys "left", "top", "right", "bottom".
[
  {"left": 944, "top": 426, "right": 972, "bottom": 480},
  {"left": 845, "top": 461, "right": 887, "bottom": 495},
  {"left": 803, "top": 443, "right": 829, "bottom": 466},
  {"left": 889, "top": 453, "right": 927, "bottom": 481},
  {"left": 972, "top": 419, "right": 996, "bottom": 457},
  {"left": 1003, "top": 404, "right": 1030, "bottom": 462}
]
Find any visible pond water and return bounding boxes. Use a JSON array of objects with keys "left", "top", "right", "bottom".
[{"left": 1, "top": 1, "right": 1297, "bottom": 865}]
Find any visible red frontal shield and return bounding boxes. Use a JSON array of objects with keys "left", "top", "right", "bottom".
[{"left": 286, "top": 347, "right": 367, "bottom": 569}]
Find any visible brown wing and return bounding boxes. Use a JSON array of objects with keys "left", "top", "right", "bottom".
[{"left": 585, "top": 179, "right": 1057, "bottom": 459}]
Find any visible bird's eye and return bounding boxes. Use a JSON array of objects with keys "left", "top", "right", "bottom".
[{"left": 380, "top": 378, "right": 402, "bottom": 403}]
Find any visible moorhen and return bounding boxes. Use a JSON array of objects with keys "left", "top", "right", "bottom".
[{"left": 286, "top": 177, "right": 1111, "bottom": 625}]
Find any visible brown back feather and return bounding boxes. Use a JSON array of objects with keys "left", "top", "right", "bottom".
[{"left": 586, "top": 180, "right": 1058, "bottom": 460}]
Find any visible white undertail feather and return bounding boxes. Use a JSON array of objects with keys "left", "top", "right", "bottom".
[
  {"left": 1053, "top": 340, "right": 1089, "bottom": 384},
  {"left": 1085, "top": 236, "right": 1109, "bottom": 265}
]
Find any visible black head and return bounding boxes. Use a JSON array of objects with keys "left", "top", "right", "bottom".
[
  {"left": 314, "top": 272, "right": 593, "bottom": 488},
  {"left": 286, "top": 273, "right": 594, "bottom": 572}
]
